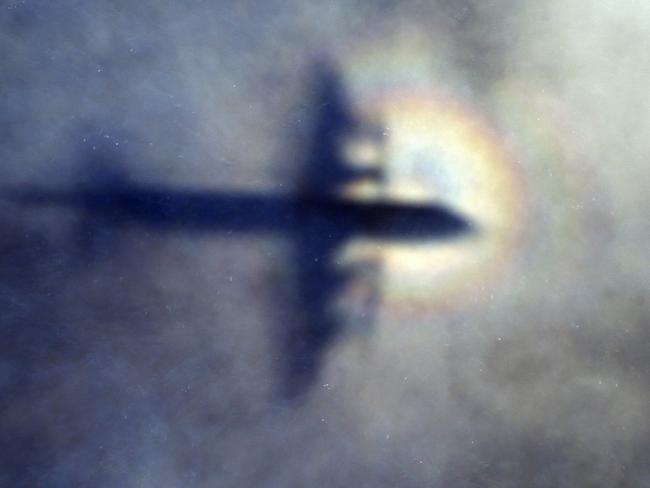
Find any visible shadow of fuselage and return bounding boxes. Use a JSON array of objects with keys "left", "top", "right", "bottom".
[{"left": 7, "top": 61, "right": 475, "bottom": 401}]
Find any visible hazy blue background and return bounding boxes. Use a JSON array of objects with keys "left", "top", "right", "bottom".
[{"left": 1, "top": 1, "right": 649, "bottom": 486}]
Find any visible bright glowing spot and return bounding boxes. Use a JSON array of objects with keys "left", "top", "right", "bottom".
[{"left": 335, "top": 40, "right": 530, "bottom": 313}]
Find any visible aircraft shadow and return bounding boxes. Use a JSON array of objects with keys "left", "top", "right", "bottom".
[{"left": 6, "top": 61, "right": 474, "bottom": 401}]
